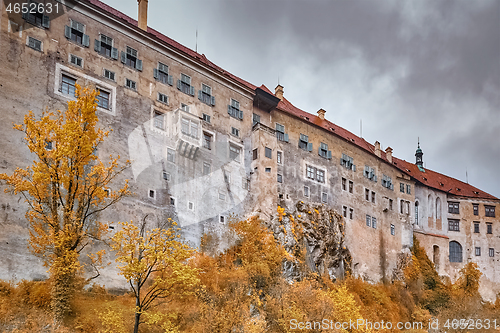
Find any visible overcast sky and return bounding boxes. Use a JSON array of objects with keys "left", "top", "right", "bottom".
[{"left": 100, "top": 0, "right": 500, "bottom": 198}]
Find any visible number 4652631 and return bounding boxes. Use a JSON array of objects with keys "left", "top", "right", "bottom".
[{"left": 6, "top": 2, "right": 59, "bottom": 14}]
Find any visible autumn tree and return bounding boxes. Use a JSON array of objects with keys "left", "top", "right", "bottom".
[
  {"left": 110, "top": 216, "right": 199, "bottom": 333},
  {"left": 0, "top": 86, "right": 130, "bottom": 323}
]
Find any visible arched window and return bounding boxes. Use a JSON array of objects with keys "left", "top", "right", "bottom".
[
  {"left": 436, "top": 197, "right": 441, "bottom": 219},
  {"left": 449, "top": 241, "right": 462, "bottom": 263},
  {"left": 428, "top": 194, "right": 433, "bottom": 218},
  {"left": 415, "top": 201, "right": 419, "bottom": 225},
  {"left": 433, "top": 245, "right": 440, "bottom": 267}
]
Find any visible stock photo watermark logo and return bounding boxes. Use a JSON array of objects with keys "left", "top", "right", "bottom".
[
  {"left": 127, "top": 103, "right": 252, "bottom": 227},
  {"left": 4, "top": 0, "right": 74, "bottom": 32}
]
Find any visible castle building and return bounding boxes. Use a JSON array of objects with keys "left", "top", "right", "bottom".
[{"left": 0, "top": 0, "right": 498, "bottom": 299}]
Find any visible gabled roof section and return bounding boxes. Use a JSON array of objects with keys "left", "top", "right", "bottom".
[
  {"left": 81, "top": 0, "right": 257, "bottom": 92},
  {"left": 391, "top": 158, "right": 498, "bottom": 201}
]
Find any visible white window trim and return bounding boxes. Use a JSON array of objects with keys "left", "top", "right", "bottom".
[
  {"left": 102, "top": 68, "right": 116, "bottom": 82},
  {"left": 26, "top": 35, "right": 43, "bottom": 52},
  {"left": 162, "top": 171, "right": 170, "bottom": 181},
  {"left": 166, "top": 147, "right": 176, "bottom": 163},
  {"left": 157, "top": 92, "right": 169, "bottom": 105},
  {"left": 125, "top": 78, "right": 137, "bottom": 91},
  {"left": 228, "top": 139, "right": 244, "bottom": 164},
  {"left": 219, "top": 215, "right": 226, "bottom": 224},
  {"left": 303, "top": 162, "right": 327, "bottom": 184},
  {"left": 218, "top": 191, "right": 226, "bottom": 201},
  {"left": 188, "top": 201, "right": 195, "bottom": 211},
  {"left": 148, "top": 189, "right": 156, "bottom": 199},
  {"left": 304, "top": 186, "right": 310, "bottom": 197},
  {"left": 150, "top": 106, "right": 167, "bottom": 135},
  {"left": 170, "top": 196, "right": 176, "bottom": 206},
  {"left": 54, "top": 63, "right": 116, "bottom": 115}
]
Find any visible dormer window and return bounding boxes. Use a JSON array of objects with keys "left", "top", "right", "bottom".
[
  {"left": 199, "top": 84, "right": 215, "bottom": 106},
  {"left": 154, "top": 62, "right": 173, "bottom": 85}
]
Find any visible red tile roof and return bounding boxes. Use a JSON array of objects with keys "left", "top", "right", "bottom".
[
  {"left": 81, "top": 0, "right": 498, "bottom": 201},
  {"left": 81, "top": 0, "right": 257, "bottom": 91}
]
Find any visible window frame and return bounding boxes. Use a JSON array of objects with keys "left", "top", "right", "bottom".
[
  {"left": 228, "top": 98, "right": 242, "bottom": 120},
  {"left": 448, "top": 202, "right": 460, "bottom": 214},
  {"left": 449, "top": 241, "right": 463, "bottom": 263},
  {"left": 229, "top": 142, "right": 242, "bottom": 163},
  {"left": 448, "top": 219, "right": 460, "bottom": 232},
  {"left": 485, "top": 205, "right": 496, "bottom": 217},
  {"left": 474, "top": 222, "right": 480, "bottom": 234}
]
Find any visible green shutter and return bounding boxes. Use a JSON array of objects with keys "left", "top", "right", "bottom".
[
  {"left": 211, "top": 96, "right": 215, "bottom": 106},
  {"left": 121, "top": 51, "right": 126, "bottom": 63},
  {"left": 307, "top": 143, "right": 313, "bottom": 152},
  {"left": 42, "top": 15, "right": 50, "bottom": 29},
  {"left": 177, "top": 79, "right": 181, "bottom": 90},
  {"left": 190, "top": 86, "right": 195, "bottom": 96},
  {"left": 111, "top": 48, "right": 118, "bottom": 60},
  {"left": 94, "top": 39, "right": 101, "bottom": 53},
  {"left": 327, "top": 150, "right": 332, "bottom": 159},
  {"left": 82, "top": 34, "right": 90, "bottom": 47},
  {"left": 198, "top": 90, "right": 202, "bottom": 100},
  {"left": 153, "top": 68, "right": 159, "bottom": 80},
  {"left": 284, "top": 133, "right": 289, "bottom": 142},
  {"left": 64, "top": 25, "right": 71, "bottom": 39},
  {"left": 167, "top": 75, "right": 173, "bottom": 86},
  {"left": 136, "top": 59, "right": 143, "bottom": 71}
]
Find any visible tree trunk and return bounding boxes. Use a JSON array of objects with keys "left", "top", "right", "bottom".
[
  {"left": 133, "top": 311, "right": 141, "bottom": 333},
  {"left": 51, "top": 269, "right": 75, "bottom": 324}
]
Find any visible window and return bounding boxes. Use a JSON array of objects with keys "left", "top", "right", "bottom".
[
  {"left": 400, "top": 183, "right": 405, "bottom": 193},
  {"left": 364, "top": 166, "right": 377, "bottom": 182},
  {"left": 96, "top": 89, "right": 110, "bottom": 109},
  {"left": 365, "top": 189, "right": 370, "bottom": 201},
  {"left": 45, "top": 141, "right": 53, "bottom": 151},
  {"left": 188, "top": 202, "right": 194, "bottom": 211},
  {"left": 349, "top": 208, "right": 353, "bottom": 219},
  {"left": 449, "top": 241, "right": 462, "bottom": 262},
  {"left": 148, "top": 189, "right": 155, "bottom": 199},
  {"left": 342, "top": 206, "right": 347, "bottom": 217},
  {"left": 125, "top": 78, "right": 137, "bottom": 90},
  {"left": 322, "top": 192, "right": 327, "bottom": 203},
  {"left": 253, "top": 113, "right": 260, "bottom": 125},
  {"left": 219, "top": 215, "right": 226, "bottom": 224},
  {"left": 158, "top": 92, "right": 168, "bottom": 105},
  {"left": 170, "top": 197, "right": 176, "bottom": 205},
  {"left": 181, "top": 118, "right": 199, "bottom": 138},
  {"left": 340, "top": 153, "right": 355, "bottom": 171},
  {"left": 348, "top": 181, "right": 353, "bottom": 193},
  {"left": 203, "top": 132, "right": 212, "bottom": 150},
  {"left": 28, "top": 36, "right": 42, "bottom": 51},
  {"left": 252, "top": 148, "right": 258, "bottom": 160},
  {"left": 22, "top": 1, "right": 50, "bottom": 28},
  {"left": 318, "top": 142, "right": 331, "bottom": 159},
  {"left": 70, "top": 54, "right": 82, "bottom": 67},
  {"left": 265, "top": 147, "right": 272, "bottom": 159},
  {"left": 485, "top": 205, "right": 496, "bottom": 217},
  {"left": 371, "top": 191, "right": 376, "bottom": 203},
  {"left": 154, "top": 62, "right": 173, "bottom": 85},
  {"left": 95, "top": 34, "right": 118, "bottom": 59},
  {"left": 304, "top": 186, "right": 309, "bottom": 197},
  {"left": 203, "top": 162, "right": 210, "bottom": 175},
  {"left": 473, "top": 204, "right": 479, "bottom": 216},
  {"left": 372, "top": 217, "right": 377, "bottom": 229},
  {"left": 391, "top": 224, "right": 395, "bottom": 236},
  {"left": 228, "top": 99, "right": 243, "bottom": 119},
  {"left": 414, "top": 202, "right": 418, "bottom": 222},
  {"left": 474, "top": 222, "right": 480, "bottom": 233},
  {"left": 299, "top": 134, "right": 311, "bottom": 151},
  {"left": 277, "top": 151, "right": 282, "bottom": 164},
  {"left": 475, "top": 247, "right": 481, "bottom": 256},
  {"left": 202, "top": 113, "right": 211, "bottom": 123},
  {"left": 406, "top": 201, "right": 410, "bottom": 215},
  {"left": 65, "top": 20, "right": 89, "bottom": 47},
  {"left": 162, "top": 171, "right": 170, "bottom": 181},
  {"left": 224, "top": 172, "right": 231, "bottom": 182},
  {"left": 277, "top": 174, "right": 283, "bottom": 183},
  {"left": 219, "top": 192, "right": 226, "bottom": 201},
  {"left": 448, "top": 219, "right": 460, "bottom": 231},
  {"left": 103, "top": 69, "right": 115, "bottom": 81},
  {"left": 199, "top": 84, "right": 215, "bottom": 106},
  {"left": 275, "top": 123, "right": 288, "bottom": 142},
  {"left": 389, "top": 199, "right": 393, "bottom": 211},
  {"left": 490, "top": 248, "right": 495, "bottom": 257},
  {"left": 448, "top": 202, "right": 459, "bottom": 214},
  {"left": 342, "top": 178, "right": 346, "bottom": 191},
  {"left": 231, "top": 127, "right": 240, "bottom": 138},
  {"left": 366, "top": 215, "right": 371, "bottom": 227},
  {"left": 406, "top": 185, "right": 411, "bottom": 194},
  {"left": 487, "top": 223, "right": 493, "bottom": 234},
  {"left": 229, "top": 144, "right": 241, "bottom": 162},
  {"left": 121, "top": 46, "right": 142, "bottom": 70},
  {"left": 243, "top": 178, "right": 250, "bottom": 190},
  {"left": 61, "top": 75, "right": 76, "bottom": 97},
  {"left": 400, "top": 200, "right": 404, "bottom": 214},
  {"left": 382, "top": 175, "right": 393, "bottom": 190},
  {"left": 306, "top": 165, "right": 325, "bottom": 183},
  {"left": 181, "top": 103, "right": 190, "bottom": 113},
  {"left": 153, "top": 111, "right": 164, "bottom": 130},
  {"left": 265, "top": 168, "right": 271, "bottom": 173},
  {"left": 177, "top": 73, "right": 194, "bottom": 95},
  {"left": 167, "top": 148, "right": 175, "bottom": 163}
]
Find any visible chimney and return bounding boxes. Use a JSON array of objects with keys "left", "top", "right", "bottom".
[
  {"left": 275, "top": 84, "right": 284, "bottom": 100},
  {"left": 374, "top": 141, "right": 381, "bottom": 158},
  {"left": 385, "top": 147, "right": 393, "bottom": 163},
  {"left": 317, "top": 109, "right": 326, "bottom": 120},
  {"left": 137, "top": 0, "right": 148, "bottom": 31}
]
